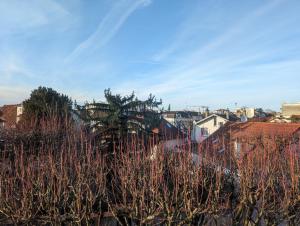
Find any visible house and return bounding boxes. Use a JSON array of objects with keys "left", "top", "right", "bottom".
[
  {"left": 150, "top": 118, "right": 199, "bottom": 163},
  {"left": 199, "top": 121, "right": 300, "bottom": 174},
  {"left": 153, "top": 118, "right": 186, "bottom": 150},
  {"left": 192, "top": 114, "right": 228, "bottom": 143},
  {"left": 227, "top": 122, "right": 300, "bottom": 159},
  {"left": 269, "top": 115, "right": 291, "bottom": 123},
  {"left": 214, "top": 109, "right": 240, "bottom": 122},
  {"left": 0, "top": 104, "right": 23, "bottom": 129},
  {"left": 162, "top": 110, "right": 202, "bottom": 134}
]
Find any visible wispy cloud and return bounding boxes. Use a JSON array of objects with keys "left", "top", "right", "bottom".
[
  {"left": 66, "top": 0, "right": 152, "bottom": 62},
  {"left": 153, "top": 0, "right": 285, "bottom": 63},
  {"left": 113, "top": 0, "right": 297, "bottom": 110},
  {"left": 1, "top": 0, "right": 299, "bottom": 110},
  {"left": 0, "top": 0, "right": 71, "bottom": 36}
]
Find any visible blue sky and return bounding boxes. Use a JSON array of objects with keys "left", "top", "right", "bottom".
[{"left": 0, "top": 0, "right": 300, "bottom": 110}]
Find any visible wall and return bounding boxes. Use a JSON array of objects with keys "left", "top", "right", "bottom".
[
  {"left": 192, "top": 116, "right": 227, "bottom": 143},
  {"left": 16, "top": 106, "right": 23, "bottom": 123},
  {"left": 282, "top": 103, "right": 300, "bottom": 117}
]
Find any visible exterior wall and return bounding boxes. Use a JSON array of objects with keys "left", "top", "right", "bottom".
[
  {"left": 245, "top": 108, "right": 255, "bottom": 118},
  {"left": 282, "top": 103, "right": 300, "bottom": 117},
  {"left": 234, "top": 140, "right": 241, "bottom": 158},
  {"left": 163, "top": 117, "right": 175, "bottom": 125},
  {"left": 236, "top": 108, "right": 255, "bottom": 118},
  {"left": 16, "top": 106, "right": 23, "bottom": 123},
  {"left": 192, "top": 115, "right": 227, "bottom": 143}
]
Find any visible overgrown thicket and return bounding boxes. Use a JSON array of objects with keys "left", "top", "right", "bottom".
[{"left": 0, "top": 119, "right": 300, "bottom": 225}]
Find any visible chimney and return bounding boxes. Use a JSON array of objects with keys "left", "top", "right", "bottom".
[
  {"left": 205, "top": 108, "right": 209, "bottom": 118},
  {"left": 225, "top": 110, "right": 229, "bottom": 120}
]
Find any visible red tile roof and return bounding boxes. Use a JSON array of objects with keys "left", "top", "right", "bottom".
[
  {"left": 0, "top": 105, "right": 18, "bottom": 128},
  {"left": 153, "top": 118, "right": 185, "bottom": 139},
  {"left": 229, "top": 122, "right": 300, "bottom": 139}
]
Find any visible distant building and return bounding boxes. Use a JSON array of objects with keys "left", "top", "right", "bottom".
[
  {"left": 0, "top": 104, "right": 23, "bottom": 129},
  {"left": 246, "top": 108, "right": 255, "bottom": 118},
  {"left": 214, "top": 109, "right": 240, "bottom": 121},
  {"left": 152, "top": 118, "right": 186, "bottom": 150},
  {"left": 236, "top": 107, "right": 255, "bottom": 119},
  {"left": 282, "top": 103, "right": 300, "bottom": 118},
  {"left": 269, "top": 114, "right": 291, "bottom": 123},
  {"left": 162, "top": 110, "right": 202, "bottom": 133},
  {"left": 192, "top": 114, "right": 228, "bottom": 143}
]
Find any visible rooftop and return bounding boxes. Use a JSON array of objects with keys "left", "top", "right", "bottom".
[
  {"left": 229, "top": 122, "right": 300, "bottom": 139},
  {"left": 0, "top": 104, "right": 20, "bottom": 128}
]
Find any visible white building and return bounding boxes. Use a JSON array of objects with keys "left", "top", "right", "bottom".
[
  {"left": 245, "top": 108, "right": 255, "bottom": 118},
  {"left": 192, "top": 114, "right": 228, "bottom": 143},
  {"left": 16, "top": 105, "right": 23, "bottom": 123}
]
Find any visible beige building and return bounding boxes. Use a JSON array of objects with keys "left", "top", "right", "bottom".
[
  {"left": 282, "top": 103, "right": 300, "bottom": 117},
  {"left": 236, "top": 107, "right": 255, "bottom": 119}
]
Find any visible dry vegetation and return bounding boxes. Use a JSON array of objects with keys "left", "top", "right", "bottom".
[{"left": 0, "top": 119, "right": 300, "bottom": 225}]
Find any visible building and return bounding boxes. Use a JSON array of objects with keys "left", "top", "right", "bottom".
[
  {"left": 0, "top": 104, "right": 23, "bottom": 129},
  {"left": 202, "top": 122, "right": 300, "bottom": 172},
  {"left": 214, "top": 109, "right": 240, "bottom": 122},
  {"left": 282, "top": 103, "right": 300, "bottom": 118},
  {"left": 153, "top": 118, "right": 186, "bottom": 150},
  {"left": 162, "top": 110, "right": 202, "bottom": 133},
  {"left": 224, "top": 122, "right": 300, "bottom": 159},
  {"left": 235, "top": 107, "right": 255, "bottom": 119},
  {"left": 0, "top": 112, "right": 5, "bottom": 129},
  {"left": 269, "top": 112, "right": 291, "bottom": 123},
  {"left": 16, "top": 105, "right": 23, "bottom": 123},
  {"left": 192, "top": 114, "right": 228, "bottom": 143}
]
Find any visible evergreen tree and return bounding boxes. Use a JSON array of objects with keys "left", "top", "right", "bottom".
[
  {"left": 22, "top": 86, "right": 72, "bottom": 124},
  {"left": 76, "top": 89, "right": 162, "bottom": 149}
]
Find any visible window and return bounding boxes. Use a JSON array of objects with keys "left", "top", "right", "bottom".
[
  {"left": 214, "top": 117, "right": 217, "bottom": 126},
  {"left": 201, "top": 128, "right": 208, "bottom": 136}
]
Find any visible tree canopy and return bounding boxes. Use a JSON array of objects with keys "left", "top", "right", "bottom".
[
  {"left": 77, "top": 89, "right": 162, "bottom": 144},
  {"left": 22, "top": 86, "right": 72, "bottom": 122}
]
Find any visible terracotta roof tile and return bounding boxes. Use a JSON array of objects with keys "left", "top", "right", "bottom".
[
  {"left": 229, "top": 122, "right": 300, "bottom": 138},
  {"left": 157, "top": 118, "right": 185, "bottom": 139},
  {"left": 0, "top": 105, "right": 18, "bottom": 128}
]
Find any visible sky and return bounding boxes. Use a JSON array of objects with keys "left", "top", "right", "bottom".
[{"left": 0, "top": 0, "right": 300, "bottom": 111}]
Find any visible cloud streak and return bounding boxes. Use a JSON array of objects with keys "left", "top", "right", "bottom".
[
  {"left": 113, "top": 0, "right": 298, "bottom": 110},
  {"left": 0, "top": 0, "right": 71, "bottom": 36},
  {"left": 66, "top": 0, "right": 151, "bottom": 62}
]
